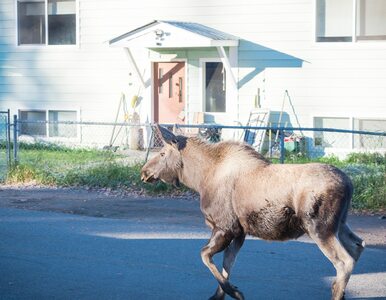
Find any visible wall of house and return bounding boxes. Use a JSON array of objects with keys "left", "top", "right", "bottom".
[{"left": 1, "top": 0, "right": 385, "bottom": 143}]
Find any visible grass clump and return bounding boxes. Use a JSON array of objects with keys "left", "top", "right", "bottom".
[
  {"left": 4, "top": 145, "right": 175, "bottom": 194},
  {"left": 61, "top": 162, "right": 175, "bottom": 194},
  {"left": 341, "top": 153, "right": 385, "bottom": 210},
  {"left": 6, "top": 163, "right": 56, "bottom": 185}
]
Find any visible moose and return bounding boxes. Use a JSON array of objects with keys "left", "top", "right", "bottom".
[{"left": 141, "top": 125, "right": 365, "bottom": 300}]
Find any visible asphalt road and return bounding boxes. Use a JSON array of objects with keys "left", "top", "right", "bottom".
[{"left": 0, "top": 207, "right": 385, "bottom": 300}]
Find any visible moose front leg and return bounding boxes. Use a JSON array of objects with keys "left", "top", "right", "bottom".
[
  {"left": 201, "top": 228, "right": 244, "bottom": 300},
  {"left": 210, "top": 233, "right": 246, "bottom": 300}
]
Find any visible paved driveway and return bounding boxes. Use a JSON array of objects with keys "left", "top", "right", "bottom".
[{"left": 0, "top": 208, "right": 385, "bottom": 299}]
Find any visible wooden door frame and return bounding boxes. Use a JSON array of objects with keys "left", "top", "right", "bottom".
[{"left": 151, "top": 59, "right": 188, "bottom": 124}]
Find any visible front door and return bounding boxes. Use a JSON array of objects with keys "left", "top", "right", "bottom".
[{"left": 153, "top": 62, "right": 185, "bottom": 124}]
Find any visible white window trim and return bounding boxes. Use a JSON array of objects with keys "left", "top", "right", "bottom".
[
  {"left": 314, "top": 0, "right": 386, "bottom": 44},
  {"left": 311, "top": 115, "right": 386, "bottom": 151},
  {"left": 15, "top": 0, "right": 80, "bottom": 48},
  {"left": 18, "top": 108, "right": 81, "bottom": 142},
  {"left": 312, "top": 115, "right": 353, "bottom": 150},
  {"left": 199, "top": 58, "right": 230, "bottom": 116}
]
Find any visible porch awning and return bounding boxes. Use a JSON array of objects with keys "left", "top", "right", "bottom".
[{"left": 108, "top": 20, "right": 239, "bottom": 48}]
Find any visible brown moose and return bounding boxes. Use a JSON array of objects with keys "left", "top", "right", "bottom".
[{"left": 141, "top": 125, "right": 365, "bottom": 300}]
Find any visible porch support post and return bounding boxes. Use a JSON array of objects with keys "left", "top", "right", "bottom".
[
  {"left": 216, "top": 46, "right": 237, "bottom": 90},
  {"left": 123, "top": 47, "right": 146, "bottom": 89}
]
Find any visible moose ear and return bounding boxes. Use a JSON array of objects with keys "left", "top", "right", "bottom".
[{"left": 156, "top": 124, "right": 178, "bottom": 145}]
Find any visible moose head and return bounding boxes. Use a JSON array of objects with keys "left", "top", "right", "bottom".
[{"left": 141, "top": 125, "right": 186, "bottom": 187}]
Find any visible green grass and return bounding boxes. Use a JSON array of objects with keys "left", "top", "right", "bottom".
[
  {"left": 3, "top": 147, "right": 385, "bottom": 210},
  {"left": 59, "top": 162, "right": 175, "bottom": 194},
  {"left": 282, "top": 152, "right": 386, "bottom": 210},
  {"left": 18, "top": 145, "right": 118, "bottom": 176},
  {"left": 4, "top": 145, "right": 175, "bottom": 194}
]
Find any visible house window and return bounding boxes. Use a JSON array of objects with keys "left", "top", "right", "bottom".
[
  {"left": 316, "top": 0, "right": 386, "bottom": 42},
  {"left": 314, "top": 117, "right": 350, "bottom": 148},
  {"left": 17, "top": 0, "right": 77, "bottom": 45},
  {"left": 19, "top": 109, "right": 77, "bottom": 138},
  {"left": 356, "top": 0, "right": 386, "bottom": 40},
  {"left": 353, "top": 118, "right": 386, "bottom": 148},
  {"left": 19, "top": 110, "right": 47, "bottom": 136},
  {"left": 316, "top": 0, "right": 353, "bottom": 42},
  {"left": 48, "top": 110, "right": 77, "bottom": 137},
  {"left": 205, "top": 62, "right": 226, "bottom": 113}
]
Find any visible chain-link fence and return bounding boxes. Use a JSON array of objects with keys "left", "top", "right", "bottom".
[
  {"left": 2, "top": 117, "right": 385, "bottom": 179},
  {"left": 10, "top": 120, "right": 152, "bottom": 180},
  {"left": 152, "top": 124, "right": 386, "bottom": 162}
]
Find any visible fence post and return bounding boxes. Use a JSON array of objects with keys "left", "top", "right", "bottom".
[
  {"left": 279, "top": 129, "right": 285, "bottom": 164},
  {"left": 6, "top": 109, "right": 11, "bottom": 165},
  {"left": 13, "top": 114, "right": 18, "bottom": 164},
  {"left": 144, "top": 124, "right": 154, "bottom": 162}
]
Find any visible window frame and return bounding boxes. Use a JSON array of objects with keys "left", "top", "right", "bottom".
[
  {"left": 312, "top": 116, "right": 352, "bottom": 149},
  {"left": 315, "top": 0, "right": 386, "bottom": 43},
  {"left": 15, "top": 0, "right": 79, "bottom": 48},
  {"left": 18, "top": 108, "right": 80, "bottom": 140},
  {"left": 353, "top": 117, "right": 386, "bottom": 149},
  {"left": 19, "top": 109, "right": 47, "bottom": 136},
  {"left": 312, "top": 115, "right": 386, "bottom": 151},
  {"left": 200, "top": 58, "right": 228, "bottom": 115}
]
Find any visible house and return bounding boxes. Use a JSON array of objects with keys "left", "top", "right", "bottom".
[{"left": 0, "top": 0, "right": 385, "bottom": 151}]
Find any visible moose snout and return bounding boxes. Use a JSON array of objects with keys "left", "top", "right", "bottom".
[
  {"left": 140, "top": 169, "right": 157, "bottom": 183},
  {"left": 140, "top": 169, "right": 149, "bottom": 182}
]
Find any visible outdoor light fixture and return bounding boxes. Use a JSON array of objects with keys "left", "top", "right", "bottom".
[{"left": 154, "top": 29, "right": 164, "bottom": 38}]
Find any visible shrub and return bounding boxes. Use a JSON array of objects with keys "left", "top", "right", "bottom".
[{"left": 6, "top": 164, "right": 56, "bottom": 185}]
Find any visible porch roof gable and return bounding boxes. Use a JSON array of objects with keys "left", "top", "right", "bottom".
[{"left": 108, "top": 20, "right": 239, "bottom": 48}]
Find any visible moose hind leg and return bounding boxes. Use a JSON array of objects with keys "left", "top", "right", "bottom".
[
  {"left": 210, "top": 233, "right": 246, "bottom": 300},
  {"left": 338, "top": 223, "right": 365, "bottom": 262},
  {"left": 310, "top": 233, "right": 355, "bottom": 300},
  {"left": 201, "top": 228, "right": 244, "bottom": 300}
]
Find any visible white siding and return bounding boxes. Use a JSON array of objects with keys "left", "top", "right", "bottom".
[{"left": 1, "top": 0, "right": 386, "bottom": 131}]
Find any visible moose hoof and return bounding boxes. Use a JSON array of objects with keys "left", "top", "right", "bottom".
[
  {"left": 208, "top": 287, "right": 225, "bottom": 300},
  {"left": 232, "top": 290, "right": 244, "bottom": 300},
  {"left": 208, "top": 294, "right": 225, "bottom": 300},
  {"left": 220, "top": 281, "right": 244, "bottom": 300}
]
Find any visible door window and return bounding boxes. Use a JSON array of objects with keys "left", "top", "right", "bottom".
[{"left": 204, "top": 62, "right": 226, "bottom": 113}]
